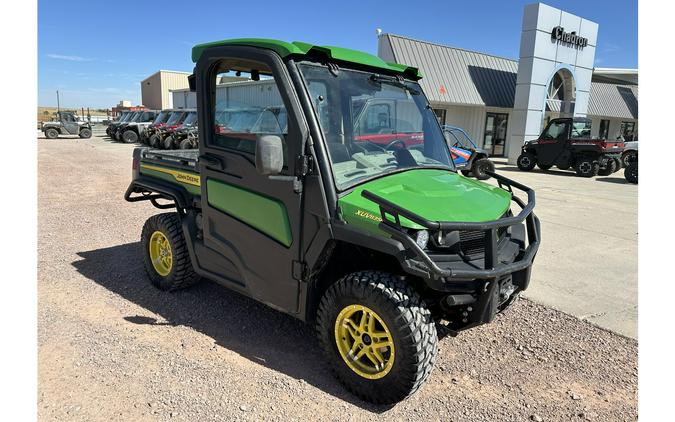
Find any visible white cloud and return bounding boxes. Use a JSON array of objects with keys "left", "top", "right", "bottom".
[{"left": 47, "top": 54, "right": 94, "bottom": 62}]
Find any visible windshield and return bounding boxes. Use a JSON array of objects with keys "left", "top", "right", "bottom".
[
  {"left": 443, "top": 127, "right": 475, "bottom": 150},
  {"left": 299, "top": 63, "right": 454, "bottom": 191},
  {"left": 119, "top": 112, "right": 131, "bottom": 122},
  {"left": 183, "top": 111, "right": 197, "bottom": 126},
  {"left": 166, "top": 111, "right": 185, "bottom": 125},
  {"left": 153, "top": 110, "right": 170, "bottom": 125},
  {"left": 129, "top": 112, "right": 142, "bottom": 122}
]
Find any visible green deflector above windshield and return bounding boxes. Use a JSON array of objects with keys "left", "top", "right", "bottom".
[{"left": 191, "top": 38, "right": 422, "bottom": 80}]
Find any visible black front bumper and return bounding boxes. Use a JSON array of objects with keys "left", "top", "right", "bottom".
[
  {"left": 362, "top": 171, "right": 540, "bottom": 288},
  {"left": 362, "top": 171, "right": 540, "bottom": 330}
]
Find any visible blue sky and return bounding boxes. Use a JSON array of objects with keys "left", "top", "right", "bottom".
[{"left": 38, "top": 0, "right": 637, "bottom": 109}]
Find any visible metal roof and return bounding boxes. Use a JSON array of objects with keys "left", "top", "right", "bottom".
[
  {"left": 592, "top": 68, "right": 638, "bottom": 85},
  {"left": 381, "top": 34, "right": 518, "bottom": 107},
  {"left": 588, "top": 82, "right": 638, "bottom": 119},
  {"left": 381, "top": 34, "right": 638, "bottom": 119}
]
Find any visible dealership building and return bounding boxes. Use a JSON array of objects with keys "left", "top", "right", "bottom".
[
  {"left": 377, "top": 3, "right": 637, "bottom": 163},
  {"left": 166, "top": 3, "right": 637, "bottom": 163}
]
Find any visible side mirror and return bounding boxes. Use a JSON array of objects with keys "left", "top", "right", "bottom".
[{"left": 255, "top": 135, "right": 284, "bottom": 175}]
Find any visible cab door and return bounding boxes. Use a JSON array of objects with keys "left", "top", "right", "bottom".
[
  {"left": 195, "top": 47, "right": 307, "bottom": 314},
  {"left": 62, "top": 113, "right": 79, "bottom": 135},
  {"left": 537, "top": 119, "right": 570, "bottom": 165}
]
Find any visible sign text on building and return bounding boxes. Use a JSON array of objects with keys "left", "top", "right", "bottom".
[{"left": 551, "top": 26, "right": 588, "bottom": 48}]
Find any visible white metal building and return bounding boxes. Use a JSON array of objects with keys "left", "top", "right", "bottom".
[
  {"left": 377, "top": 3, "right": 637, "bottom": 161},
  {"left": 140, "top": 70, "right": 191, "bottom": 110}
]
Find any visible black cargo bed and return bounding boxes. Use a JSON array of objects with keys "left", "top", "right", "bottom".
[{"left": 140, "top": 148, "right": 199, "bottom": 171}]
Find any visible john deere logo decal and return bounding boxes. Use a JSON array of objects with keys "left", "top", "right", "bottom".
[
  {"left": 355, "top": 210, "right": 382, "bottom": 222},
  {"left": 175, "top": 172, "right": 200, "bottom": 185},
  {"left": 140, "top": 164, "right": 201, "bottom": 187}
]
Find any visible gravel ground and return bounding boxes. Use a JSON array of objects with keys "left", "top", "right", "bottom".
[{"left": 38, "top": 135, "right": 637, "bottom": 421}]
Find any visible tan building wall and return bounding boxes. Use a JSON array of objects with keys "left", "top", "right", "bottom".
[{"left": 140, "top": 70, "right": 190, "bottom": 110}]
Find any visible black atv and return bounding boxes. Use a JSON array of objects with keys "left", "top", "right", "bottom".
[{"left": 517, "top": 117, "right": 624, "bottom": 177}]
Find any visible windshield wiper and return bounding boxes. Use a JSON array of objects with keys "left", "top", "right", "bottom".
[{"left": 369, "top": 74, "right": 420, "bottom": 95}]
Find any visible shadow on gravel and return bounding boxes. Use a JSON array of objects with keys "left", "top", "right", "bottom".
[
  {"left": 72, "top": 242, "right": 393, "bottom": 413},
  {"left": 495, "top": 165, "right": 577, "bottom": 178},
  {"left": 595, "top": 176, "right": 631, "bottom": 185}
]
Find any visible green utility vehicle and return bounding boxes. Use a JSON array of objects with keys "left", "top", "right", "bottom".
[{"left": 125, "top": 39, "right": 540, "bottom": 404}]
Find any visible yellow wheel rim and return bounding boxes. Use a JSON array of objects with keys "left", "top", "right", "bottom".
[
  {"left": 149, "top": 231, "right": 172, "bottom": 276},
  {"left": 334, "top": 304, "right": 395, "bottom": 380}
]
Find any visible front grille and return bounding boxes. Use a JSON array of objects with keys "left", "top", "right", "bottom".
[
  {"left": 459, "top": 230, "right": 485, "bottom": 256},
  {"left": 458, "top": 226, "right": 510, "bottom": 257}
]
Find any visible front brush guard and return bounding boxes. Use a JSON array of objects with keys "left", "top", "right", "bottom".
[{"left": 361, "top": 171, "right": 541, "bottom": 286}]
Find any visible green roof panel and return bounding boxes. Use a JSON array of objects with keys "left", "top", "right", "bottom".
[{"left": 191, "top": 38, "right": 422, "bottom": 80}]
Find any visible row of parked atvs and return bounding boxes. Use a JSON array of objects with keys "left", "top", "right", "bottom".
[{"left": 105, "top": 109, "right": 199, "bottom": 150}]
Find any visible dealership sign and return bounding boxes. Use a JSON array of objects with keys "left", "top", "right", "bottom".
[{"left": 551, "top": 26, "right": 588, "bottom": 48}]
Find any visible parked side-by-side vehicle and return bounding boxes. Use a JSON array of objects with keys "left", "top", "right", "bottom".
[
  {"left": 163, "top": 110, "right": 198, "bottom": 149},
  {"left": 147, "top": 109, "right": 193, "bottom": 148},
  {"left": 442, "top": 125, "right": 495, "bottom": 180},
  {"left": 517, "top": 117, "right": 624, "bottom": 177},
  {"left": 42, "top": 111, "right": 92, "bottom": 139},
  {"left": 114, "top": 110, "right": 159, "bottom": 143},
  {"left": 124, "top": 38, "right": 540, "bottom": 404},
  {"left": 107, "top": 111, "right": 137, "bottom": 138},
  {"left": 140, "top": 109, "right": 174, "bottom": 144}
]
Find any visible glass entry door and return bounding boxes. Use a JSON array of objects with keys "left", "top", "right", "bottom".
[{"left": 483, "top": 112, "right": 508, "bottom": 157}]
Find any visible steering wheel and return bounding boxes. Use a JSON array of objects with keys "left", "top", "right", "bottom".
[{"left": 385, "top": 139, "right": 407, "bottom": 150}]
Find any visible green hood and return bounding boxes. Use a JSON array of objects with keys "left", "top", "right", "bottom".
[{"left": 338, "top": 169, "right": 511, "bottom": 233}]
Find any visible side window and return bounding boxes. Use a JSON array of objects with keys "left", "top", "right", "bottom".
[
  {"left": 211, "top": 60, "right": 288, "bottom": 163},
  {"left": 63, "top": 113, "right": 74, "bottom": 123},
  {"left": 571, "top": 121, "right": 591, "bottom": 139},
  {"left": 542, "top": 121, "right": 568, "bottom": 140}
]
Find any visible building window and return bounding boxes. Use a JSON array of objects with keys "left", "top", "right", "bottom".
[
  {"left": 620, "top": 121, "right": 636, "bottom": 142},
  {"left": 433, "top": 108, "right": 446, "bottom": 125},
  {"left": 599, "top": 119, "right": 610, "bottom": 140}
]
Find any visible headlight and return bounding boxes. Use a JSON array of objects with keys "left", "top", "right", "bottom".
[{"left": 414, "top": 230, "right": 429, "bottom": 250}]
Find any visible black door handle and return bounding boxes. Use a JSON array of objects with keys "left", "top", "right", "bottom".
[{"left": 199, "top": 154, "right": 223, "bottom": 170}]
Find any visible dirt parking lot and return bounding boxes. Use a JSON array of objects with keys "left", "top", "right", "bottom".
[
  {"left": 488, "top": 159, "right": 638, "bottom": 339},
  {"left": 38, "top": 134, "right": 637, "bottom": 421}
]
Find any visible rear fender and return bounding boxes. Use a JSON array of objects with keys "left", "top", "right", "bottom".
[{"left": 124, "top": 176, "right": 194, "bottom": 211}]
